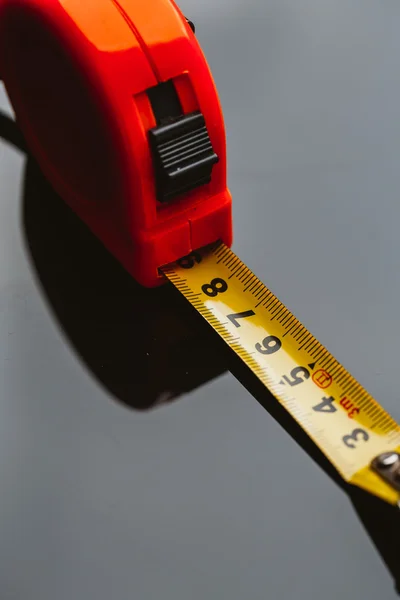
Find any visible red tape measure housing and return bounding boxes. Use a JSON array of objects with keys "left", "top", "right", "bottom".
[{"left": 0, "top": 0, "right": 232, "bottom": 286}]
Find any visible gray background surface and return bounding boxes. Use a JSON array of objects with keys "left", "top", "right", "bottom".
[{"left": 1, "top": 0, "right": 400, "bottom": 598}]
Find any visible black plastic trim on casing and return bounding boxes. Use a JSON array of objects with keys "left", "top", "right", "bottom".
[
  {"left": 147, "top": 80, "right": 183, "bottom": 125},
  {"left": 185, "top": 17, "right": 195, "bottom": 33}
]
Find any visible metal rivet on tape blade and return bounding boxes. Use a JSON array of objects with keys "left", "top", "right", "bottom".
[{"left": 371, "top": 452, "right": 400, "bottom": 493}]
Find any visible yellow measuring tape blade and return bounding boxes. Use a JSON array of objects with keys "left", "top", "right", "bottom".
[{"left": 162, "top": 242, "right": 400, "bottom": 506}]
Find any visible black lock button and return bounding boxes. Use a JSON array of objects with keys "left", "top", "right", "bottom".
[{"left": 148, "top": 111, "right": 219, "bottom": 203}]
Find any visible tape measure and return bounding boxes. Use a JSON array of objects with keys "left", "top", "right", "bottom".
[
  {"left": 0, "top": 0, "right": 232, "bottom": 287},
  {"left": 1, "top": 0, "right": 400, "bottom": 506}
]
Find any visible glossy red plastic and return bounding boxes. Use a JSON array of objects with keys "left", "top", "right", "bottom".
[{"left": 0, "top": 0, "right": 232, "bottom": 286}]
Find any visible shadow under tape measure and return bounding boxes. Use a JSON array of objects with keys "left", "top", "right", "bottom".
[
  {"left": 1, "top": 110, "right": 399, "bottom": 594},
  {"left": 21, "top": 144, "right": 228, "bottom": 411}
]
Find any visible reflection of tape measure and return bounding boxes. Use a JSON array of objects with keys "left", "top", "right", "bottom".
[
  {"left": 1, "top": 0, "right": 400, "bottom": 505},
  {"left": 163, "top": 244, "right": 400, "bottom": 506}
]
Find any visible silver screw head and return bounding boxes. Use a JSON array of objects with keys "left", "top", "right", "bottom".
[{"left": 376, "top": 452, "right": 400, "bottom": 468}]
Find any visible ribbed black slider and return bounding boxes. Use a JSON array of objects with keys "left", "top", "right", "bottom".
[{"left": 148, "top": 111, "right": 219, "bottom": 203}]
